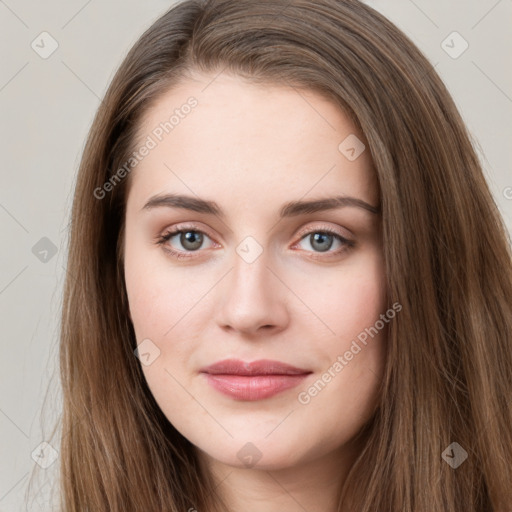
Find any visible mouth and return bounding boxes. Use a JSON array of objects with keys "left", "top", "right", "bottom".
[{"left": 200, "top": 359, "right": 313, "bottom": 401}]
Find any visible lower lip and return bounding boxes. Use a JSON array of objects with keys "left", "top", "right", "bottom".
[{"left": 202, "top": 373, "right": 310, "bottom": 401}]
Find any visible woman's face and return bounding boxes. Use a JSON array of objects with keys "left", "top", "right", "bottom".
[{"left": 123, "top": 71, "right": 388, "bottom": 472}]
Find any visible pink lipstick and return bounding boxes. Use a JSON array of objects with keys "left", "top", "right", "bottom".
[{"left": 200, "top": 359, "right": 312, "bottom": 401}]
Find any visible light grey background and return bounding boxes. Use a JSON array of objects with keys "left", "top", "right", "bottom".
[{"left": 0, "top": 1, "right": 510, "bottom": 510}]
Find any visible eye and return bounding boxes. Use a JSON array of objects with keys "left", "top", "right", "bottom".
[
  {"left": 155, "top": 223, "right": 355, "bottom": 260},
  {"left": 155, "top": 224, "right": 217, "bottom": 259},
  {"left": 292, "top": 226, "right": 355, "bottom": 259}
]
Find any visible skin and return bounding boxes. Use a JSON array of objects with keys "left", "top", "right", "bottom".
[{"left": 123, "top": 70, "right": 388, "bottom": 512}]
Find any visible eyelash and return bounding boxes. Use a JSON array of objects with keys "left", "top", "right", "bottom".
[{"left": 154, "top": 223, "right": 355, "bottom": 261}]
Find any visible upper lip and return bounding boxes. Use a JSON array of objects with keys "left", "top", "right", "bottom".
[{"left": 200, "top": 359, "right": 311, "bottom": 376}]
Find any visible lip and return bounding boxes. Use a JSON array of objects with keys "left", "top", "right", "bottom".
[{"left": 200, "top": 359, "right": 312, "bottom": 401}]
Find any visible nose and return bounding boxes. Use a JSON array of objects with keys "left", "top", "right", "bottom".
[{"left": 215, "top": 247, "right": 289, "bottom": 337}]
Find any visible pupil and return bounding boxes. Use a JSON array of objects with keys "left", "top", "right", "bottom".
[
  {"left": 182, "top": 231, "right": 203, "bottom": 250},
  {"left": 311, "top": 233, "right": 332, "bottom": 252}
]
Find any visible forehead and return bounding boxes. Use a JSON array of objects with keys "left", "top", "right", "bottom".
[{"left": 127, "top": 71, "right": 378, "bottom": 211}]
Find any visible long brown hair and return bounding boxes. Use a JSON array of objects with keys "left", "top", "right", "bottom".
[{"left": 52, "top": 0, "right": 512, "bottom": 510}]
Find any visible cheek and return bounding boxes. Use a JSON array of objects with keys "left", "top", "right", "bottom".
[
  {"left": 123, "top": 246, "right": 199, "bottom": 410},
  {"left": 336, "top": 255, "right": 388, "bottom": 382},
  {"left": 124, "top": 235, "right": 168, "bottom": 343},
  {"left": 291, "top": 249, "right": 387, "bottom": 342},
  {"left": 125, "top": 267, "right": 211, "bottom": 346},
  {"left": 124, "top": 271, "right": 166, "bottom": 341},
  {"left": 291, "top": 249, "right": 388, "bottom": 410},
  {"left": 344, "top": 262, "right": 387, "bottom": 336},
  {"left": 123, "top": 233, "right": 182, "bottom": 340},
  {"left": 123, "top": 238, "right": 210, "bottom": 391},
  {"left": 293, "top": 260, "right": 388, "bottom": 445}
]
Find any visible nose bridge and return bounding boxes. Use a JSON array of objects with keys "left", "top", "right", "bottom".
[
  {"left": 230, "top": 234, "right": 274, "bottom": 299},
  {"left": 215, "top": 233, "right": 288, "bottom": 333}
]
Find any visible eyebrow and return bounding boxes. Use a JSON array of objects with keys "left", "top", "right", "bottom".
[{"left": 141, "top": 193, "right": 380, "bottom": 217}]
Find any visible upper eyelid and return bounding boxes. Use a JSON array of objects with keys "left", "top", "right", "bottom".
[
  {"left": 295, "top": 223, "right": 352, "bottom": 239},
  {"left": 163, "top": 222, "right": 350, "bottom": 237},
  {"left": 163, "top": 223, "right": 218, "bottom": 243}
]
